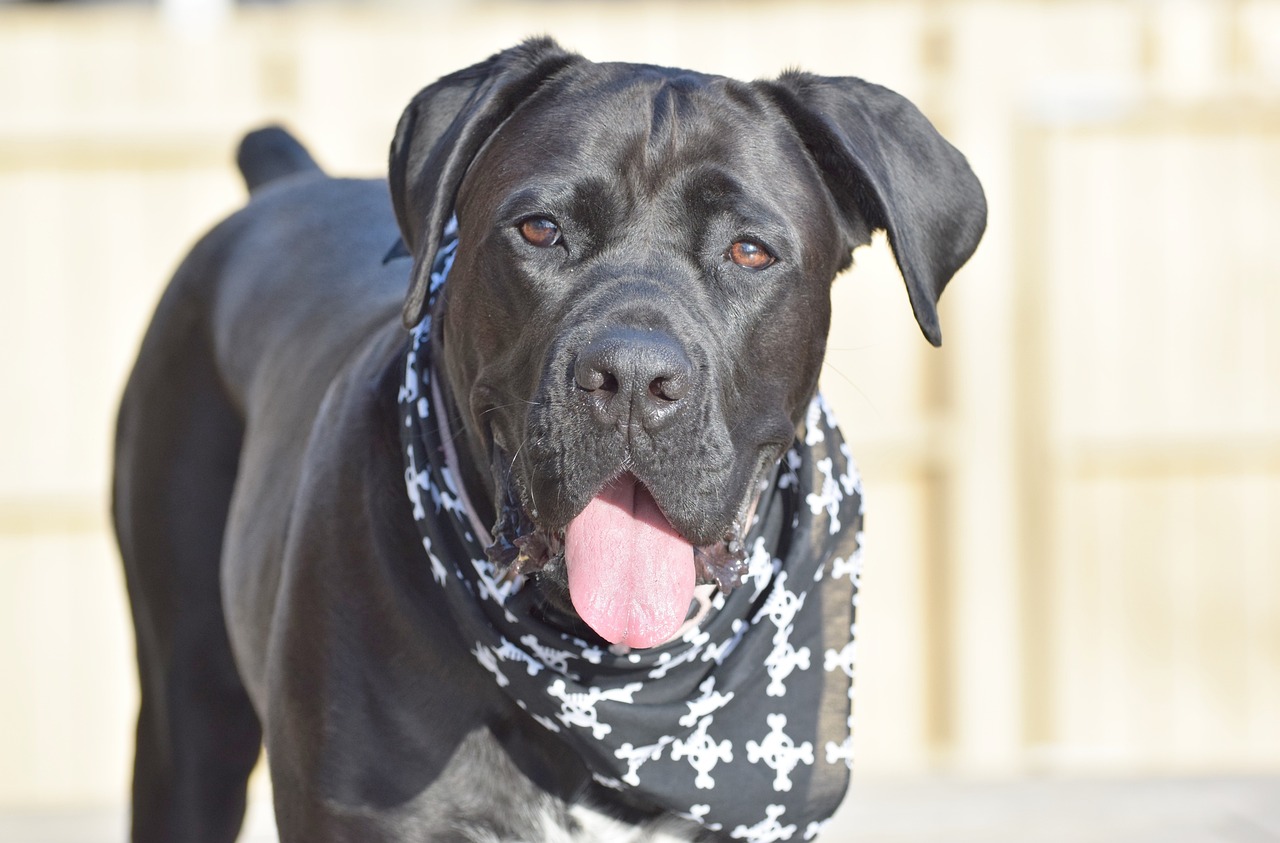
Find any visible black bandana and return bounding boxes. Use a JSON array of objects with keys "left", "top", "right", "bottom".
[{"left": 398, "top": 220, "right": 864, "bottom": 842}]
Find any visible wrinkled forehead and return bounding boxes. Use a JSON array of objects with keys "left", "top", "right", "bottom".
[{"left": 461, "top": 63, "right": 820, "bottom": 212}]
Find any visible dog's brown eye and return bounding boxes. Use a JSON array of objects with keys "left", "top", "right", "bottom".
[
  {"left": 728, "top": 240, "right": 775, "bottom": 270},
  {"left": 518, "top": 217, "right": 561, "bottom": 248}
]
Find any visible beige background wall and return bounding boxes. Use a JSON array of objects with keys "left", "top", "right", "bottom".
[{"left": 2, "top": 0, "right": 1279, "bottom": 813}]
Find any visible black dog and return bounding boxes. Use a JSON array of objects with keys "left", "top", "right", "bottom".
[{"left": 114, "top": 38, "right": 984, "bottom": 842}]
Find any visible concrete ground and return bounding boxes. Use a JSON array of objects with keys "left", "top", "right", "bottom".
[
  {"left": 835, "top": 776, "right": 1280, "bottom": 842},
  {"left": 2, "top": 776, "right": 1278, "bottom": 842}
]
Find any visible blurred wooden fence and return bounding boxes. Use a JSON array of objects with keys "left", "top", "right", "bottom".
[{"left": 2, "top": 0, "right": 1279, "bottom": 809}]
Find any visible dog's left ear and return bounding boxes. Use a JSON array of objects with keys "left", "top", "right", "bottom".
[
  {"left": 390, "top": 38, "right": 582, "bottom": 327},
  {"left": 760, "top": 73, "right": 987, "bottom": 346}
]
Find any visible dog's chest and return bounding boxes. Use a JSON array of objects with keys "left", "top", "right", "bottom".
[{"left": 554, "top": 803, "right": 698, "bottom": 843}]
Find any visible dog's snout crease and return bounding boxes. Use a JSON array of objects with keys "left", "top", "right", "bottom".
[{"left": 574, "top": 330, "right": 693, "bottom": 434}]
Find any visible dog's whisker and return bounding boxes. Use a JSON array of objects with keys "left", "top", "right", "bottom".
[
  {"left": 481, "top": 399, "right": 542, "bottom": 417},
  {"left": 508, "top": 435, "right": 537, "bottom": 515},
  {"left": 821, "top": 360, "right": 881, "bottom": 419}
]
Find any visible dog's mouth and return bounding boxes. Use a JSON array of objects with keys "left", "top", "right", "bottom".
[{"left": 485, "top": 471, "right": 751, "bottom": 649}]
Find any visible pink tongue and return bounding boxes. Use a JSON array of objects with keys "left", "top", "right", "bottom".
[{"left": 564, "top": 474, "right": 695, "bottom": 649}]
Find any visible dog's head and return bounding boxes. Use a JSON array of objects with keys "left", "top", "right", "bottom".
[{"left": 390, "top": 38, "right": 985, "bottom": 648}]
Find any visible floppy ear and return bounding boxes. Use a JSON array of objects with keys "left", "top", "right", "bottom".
[
  {"left": 390, "top": 37, "right": 581, "bottom": 327},
  {"left": 760, "top": 73, "right": 987, "bottom": 346}
]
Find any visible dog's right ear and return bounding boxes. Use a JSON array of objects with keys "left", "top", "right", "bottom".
[{"left": 390, "top": 38, "right": 581, "bottom": 328}]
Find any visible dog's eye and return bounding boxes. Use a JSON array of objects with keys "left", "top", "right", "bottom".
[
  {"left": 727, "top": 240, "right": 775, "bottom": 270},
  {"left": 518, "top": 217, "right": 562, "bottom": 249}
]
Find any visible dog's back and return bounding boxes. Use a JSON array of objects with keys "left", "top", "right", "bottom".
[{"left": 112, "top": 128, "right": 402, "bottom": 842}]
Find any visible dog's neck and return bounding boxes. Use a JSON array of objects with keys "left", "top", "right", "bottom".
[{"left": 426, "top": 357, "right": 499, "bottom": 546}]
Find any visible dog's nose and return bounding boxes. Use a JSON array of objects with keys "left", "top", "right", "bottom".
[{"left": 574, "top": 330, "right": 693, "bottom": 433}]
